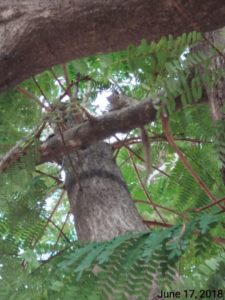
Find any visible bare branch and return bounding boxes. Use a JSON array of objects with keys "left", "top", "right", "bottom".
[
  {"left": 16, "top": 86, "right": 49, "bottom": 111},
  {"left": 0, "top": 93, "right": 208, "bottom": 172},
  {"left": 161, "top": 114, "right": 225, "bottom": 211}
]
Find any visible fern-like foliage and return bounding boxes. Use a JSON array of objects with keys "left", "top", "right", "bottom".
[
  {"left": 0, "top": 214, "right": 222, "bottom": 299},
  {"left": 0, "top": 31, "right": 225, "bottom": 299}
]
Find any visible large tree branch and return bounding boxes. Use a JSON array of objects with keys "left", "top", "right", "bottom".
[
  {"left": 1, "top": 0, "right": 225, "bottom": 92},
  {"left": 0, "top": 93, "right": 209, "bottom": 172},
  {"left": 0, "top": 100, "right": 156, "bottom": 171},
  {"left": 0, "top": 76, "right": 211, "bottom": 173},
  {"left": 41, "top": 100, "right": 156, "bottom": 163},
  {"left": 38, "top": 92, "right": 208, "bottom": 163}
]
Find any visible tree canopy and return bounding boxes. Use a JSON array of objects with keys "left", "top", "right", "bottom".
[{"left": 0, "top": 6, "right": 225, "bottom": 300}]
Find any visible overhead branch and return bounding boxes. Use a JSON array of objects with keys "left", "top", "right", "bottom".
[
  {"left": 40, "top": 99, "right": 157, "bottom": 163},
  {"left": 1, "top": 1, "right": 225, "bottom": 92},
  {"left": 40, "top": 91, "right": 209, "bottom": 164},
  {"left": 0, "top": 93, "right": 209, "bottom": 172}
]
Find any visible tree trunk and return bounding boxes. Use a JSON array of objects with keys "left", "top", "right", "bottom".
[
  {"left": 1, "top": 0, "right": 225, "bottom": 92},
  {"left": 64, "top": 142, "right": 162, "bottom": 299},
  {"left": 64, "top": 141, "right": 147, "bottom": 241},
  {"left": 204, "top": 28, "right": 225, "bottom": 184},
  {"left": 205, "top": 29, "right": 225, "bottom": 121}
]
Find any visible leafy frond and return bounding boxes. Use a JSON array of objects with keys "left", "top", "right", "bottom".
[
  {"left": 0, "top": 214, "right": 222, "bottom": 300},
  {"left": 0, "top": 30, "right": 225, "bottom": 299}
]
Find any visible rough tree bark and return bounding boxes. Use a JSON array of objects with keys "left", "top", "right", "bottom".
[
  {"left": 204, "top": 28, "right": 225, "bottom": 184},
  {"left": 64, "top": 142, "right": 146, "bottom": 241},
  {"left": 1, "top": 0, "right": 225, "bottom": 92},
  {"left": 0, "top": 94, "right": 209, "bottom": 173},
  {"left": 1, "top": 2, "right": 223, "bottom": 298},
  {"left": 204, "top": 29, "right": 225, "bottom": 121},
  {"left": 63, "top": 142, "right": 165, "bottom": 298}
]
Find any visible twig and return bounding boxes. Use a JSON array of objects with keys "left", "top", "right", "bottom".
[
  {"left": 42, "top": 215, "right": 70, "bottom": 243},
  {"left": 212, "top": 236, "right": 225, "bottom": 245},
  {"left": 143, "top": 220, "right": 173, "bottom": 228},
  {"left": 50, "top": 68, "right": 66, "bottom": 92},
  {"left": 161, "top": 114, "right": 225, "bottom": 211},
  {"left": 48, "top": 190, "right": 65, "bottom": 220},
  {"left": 32, "top": 76, "right": 49, "bottom": 103},
  {"left": 31, "top": 189, "right": 65, "bottom": 250},
  {"left": 16, "top": 86, "right": 49, "bottom": 111},
  {"left": 128, "top": 149, "right": 166, "bottom": 224},
  {"left": 52, "top": 211, "right": 70, "bottom": 253},
  {"left": 62, "top": 64, "right": 72, "bottom": 98},
  {"left": 195, "top": 196, "right": 225, "bottom": 212},
  {"left": 134, "top": 199, "right": 182, "bottom": 217},
  {"left": 35, "top": 169, "right": 63, "bottom": 185},
  {"left": 30, "top": 244, "right": 72, "bottom": 275},
  {"left": 58, "top": 75, "right": 91, "bottom": 101},
  {"left": 0, "top": 121, "right": 46, "bottom": 172}
]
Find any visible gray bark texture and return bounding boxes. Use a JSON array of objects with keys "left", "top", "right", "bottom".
[
  {"left": 64, "top": 142, "right": 147, "bottom": 242},
  {"left": 204, "top": 29, "right": 225, "bottom": 184},
  {"left": 1, "top": 0, "right": 225, "bottom": 92},
  {"left": 2, "top": 2, "right": 217, "bottom": 298},
  {"left": 205, "top": 29, "right": 225, "bottom": 121}
]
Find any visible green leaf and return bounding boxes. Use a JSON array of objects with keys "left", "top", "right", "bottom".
[{"left": 73, "top": 59, "right": 89, "bottom": 75}]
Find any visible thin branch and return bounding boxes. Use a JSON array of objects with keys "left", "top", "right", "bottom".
[
  {"left": 151, "top": 134, "right": 213, "bottom": 144},
  {"left": 62, "top": 64, "right": 72, "bottom": 98},
  {"left": 52, "top": 211, "right": 70, "bottom": 253},
  {"left": 128, "top": 149, "right": 166, "bottom": 224},
  {"left": 31, "top": 190, "right": 66, "bottom": 249},
  {"left": 195, "top": 196, "right": 225, "bottom": 212},
  {"left": 49, "top": 190, "right": 65, "bottom": 220},
  {"left": 152, "top": 165, "right": 171, "bottom": 178},
  {"left": 35, "top": 169, "right": 63, "bottom": 185},
  {"left": 112, "top": 132, "right": 132, "bottom": 161},
  {"left": 112, "top": 137, "right": 140, "bottom": 149},
  {"left": 212, "top": 236, "right": 225, "bottom": 245},
  {"left": 50, "top": 68, "right": 66, "bottom": 92},
  {"left": 42, "top": 215, "right": 70, "bottom": 243},
  {"left": 58, "top": 75, "right": 92, "bottom": 101},
  {"left": 32, "top": 76, "right": 49, "bottom": 104},
  {"left": 134, "top": 199, "right": 182, "bottom": 217},
  {"left": 113, "top": 135, "right": 212, "bottom": 148},
  {"left": 16, "top": 86, "right": 49, "bottom": 111},
  {"left": 143, "top": 220, "right": 173, "bottom": 228},
  {"left": 43, "top": 184, "right": 64, "bottom": 206},
  {"left": 31, "top": 244, "right": 72, "bottom": 275},
  {"left": 125, "top": 143, "right": 171, "bottom": 178},
  {"left": 121, "top": 136, "right": 207, "bottom": 205},
  {"left": 161, "top": 114, "right": 225, "bottom": 211},
  {"left": 0, "top": 121, "right": 46, "bottom": 172}
]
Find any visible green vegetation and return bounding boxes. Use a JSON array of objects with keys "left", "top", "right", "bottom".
[{"left": 0, "top": 31, "right": 224, "bottom": 299}]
